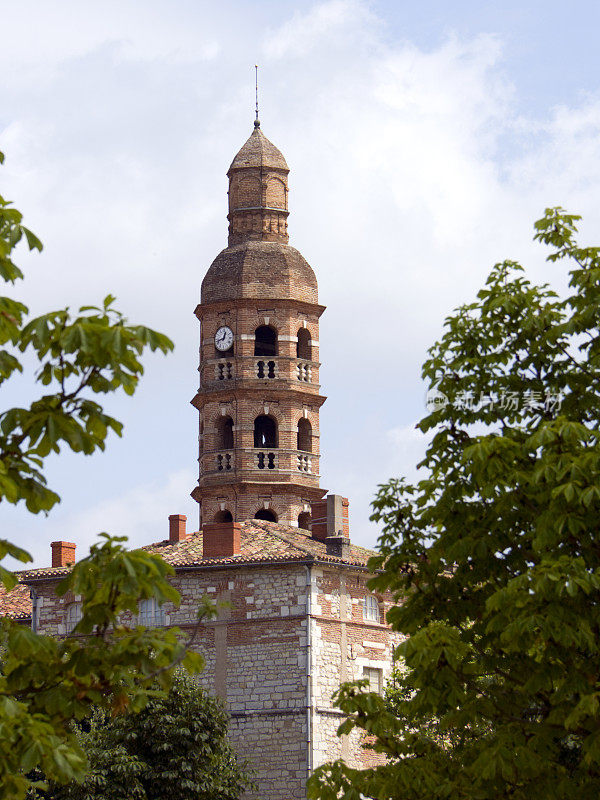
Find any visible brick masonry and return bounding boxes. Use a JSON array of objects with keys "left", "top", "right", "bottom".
[{"left": 192, "top": 122, "right": 327, "bottom": 527}]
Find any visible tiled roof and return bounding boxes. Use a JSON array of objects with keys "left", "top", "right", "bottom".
[
  {"left": 1, "top": 522, "right": 376, "bottom": 624},
  {"left": 145, "top": 520, "right": 376, "bottom": 568},
  {"left": 228, "top": 125, "right": 288, "bottom": 172},
  {"left": 201, "top": 241, "right": 318, "bottom": 305},
  {"left": 0, "top": 581, "right": 32, "bottom": 620}
]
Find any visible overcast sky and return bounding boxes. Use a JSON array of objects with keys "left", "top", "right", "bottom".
[{"left": 2, "top": 0, "right": 600, "bottom": 566}]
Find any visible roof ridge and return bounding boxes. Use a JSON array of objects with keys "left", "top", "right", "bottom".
[{"left": 245, "top": 521, "right": 317, "bottom": 558}]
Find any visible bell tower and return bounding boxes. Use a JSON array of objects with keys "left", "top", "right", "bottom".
[{"left": 191, "top": 118, "right": 326, "bottom": 527}]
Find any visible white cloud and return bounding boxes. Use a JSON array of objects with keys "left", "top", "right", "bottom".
[
  {"left": 264, "top": 0, "right": 376, "bottom": 59},
  {"left": 4, "top": 470, "right": 197, "bottom": 570},
  {"left": 3, "top": 0, "right": 600, "bottom": 557}
]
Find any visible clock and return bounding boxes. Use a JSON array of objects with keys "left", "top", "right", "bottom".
[{"left": 214, "top": 325, "right": 234, "bottom": 352}]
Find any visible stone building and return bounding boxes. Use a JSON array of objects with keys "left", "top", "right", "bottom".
[{"left": 1, "top": 119, "right": 399, "bottom": 800}]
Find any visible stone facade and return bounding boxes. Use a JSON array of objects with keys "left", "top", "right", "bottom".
[{"left": 23, "top": 523, "right": 400, "bottom": 800}]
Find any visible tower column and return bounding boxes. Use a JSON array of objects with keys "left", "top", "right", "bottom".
[{"left": 192, "top": 122, "right": 326, "bottom": 527}]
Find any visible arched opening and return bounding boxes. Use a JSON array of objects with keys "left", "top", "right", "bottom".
[
  {"left": 216, "top": 416, "right": 234, "bottom": 450},
  {"left": 298, "top": 512, "right": 311, "bottom": 531},
  {"left": 297, "top": 418, "right": 312, "bottom": 452},
  {"left": 214, "top": 509, "right": 233, "bottom": 523},
  {"left": 265, "top": 177, "right": 287, "bottom": 209},
  {"left": 254, "top": 415, "right": 278, "bottom": 448},
  {"left": 254, "top": 325, "right": 278, "bottom": 357},
  {"left": 231, "top": 175, "right": 261, "bottom": 210},
  {"left": 297, "top": 328, "right": 312, "bottom": 360},
  {"left": 254, "top": 508, "right": 278, "bottom": 522},
  {"left": 363, "top": 594, "right": 381, "bottom": 623}
]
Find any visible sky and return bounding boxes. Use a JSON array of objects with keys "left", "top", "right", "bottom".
[{"left": 2, "top": 0, "right": 600, "bottom": 567}]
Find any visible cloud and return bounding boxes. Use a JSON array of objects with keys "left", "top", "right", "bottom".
[
  {"left": 4, "top": 470, "right": 197, "bottom": 569},
  {"left": 3, "top": 0, "right": 600, "bottom": 556},
  {"left": 264, "top": 0, "right": 376, "bottom": 59}
]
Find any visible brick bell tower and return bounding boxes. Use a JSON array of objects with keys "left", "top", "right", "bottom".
[{"left": 191, "top": 115, "right": 327, "bottom": 527}]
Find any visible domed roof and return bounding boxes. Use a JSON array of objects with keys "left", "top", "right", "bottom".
[
  {"left": 201, "top": 241, "right": 317, "bottom": 305},
  {"left": 228, "top": 124, "right": 288, "bottom": 173}
]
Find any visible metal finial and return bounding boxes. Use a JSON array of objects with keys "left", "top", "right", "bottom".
[{"left": 254, "top": 65, "right": 260, "bottom": 128}]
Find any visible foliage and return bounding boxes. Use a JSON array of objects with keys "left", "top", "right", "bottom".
[
  {"left": 309, "top": 209, "right": 600, "bottom": 800},
  {"left": 30, "top": 669, "right": 252, "bottom": 800},
  {"left": 0, "top": 150, "right": 206, "bottom": 799}
]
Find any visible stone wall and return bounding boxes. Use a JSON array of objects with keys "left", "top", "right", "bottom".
[
  {"left": 31, "top": 559, "right": 400, "bottom": 799},
  {"left": 310, "top": 567, "right": 401, "bottom": 770}
]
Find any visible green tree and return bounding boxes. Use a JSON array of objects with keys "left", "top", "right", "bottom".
[
  {"left": 31, "top": 669, "right": 252, "bottom": 800},
  {"left": 0, "top": 151, "right": 205, "bottom": 799},
  {"left": 309, "top": 209, "right": 600, "bottom": 800}
]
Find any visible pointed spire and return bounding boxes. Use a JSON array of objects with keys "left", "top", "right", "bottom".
[{"left": 254, "top": 64, "right": 260, "bottom": 128}]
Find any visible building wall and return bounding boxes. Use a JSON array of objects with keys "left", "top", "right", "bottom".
[
  {"left": 30, "top": 559, "right": 399, "bottom": 800},
  {"left": 309, "top": 567, "right": 402, "bottom": 770}
]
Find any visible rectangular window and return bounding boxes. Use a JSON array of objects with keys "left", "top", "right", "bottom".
[
  {"left": 363, "top": 666, "right": 383, "bottom": 694},
  {"left": 66, "top": 602, "right": 82, "bottom": 634},
  {"left": 138, "top": 597, "right": 165, "bottom": 628}
]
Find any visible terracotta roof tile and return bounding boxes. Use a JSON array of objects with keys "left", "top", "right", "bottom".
[
  {"left": 145, "top": 520, "right": 375, "bottom": 568},
  {"left": 0, "top": 581, "right": 32, "bottom": 620},
  {"left": 11, "top": 522, "right": 376, "bottom": 587}
]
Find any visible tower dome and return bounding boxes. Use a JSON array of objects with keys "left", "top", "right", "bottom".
[{"left": 228, "top": 122, "right": 289, "bottom": 172}]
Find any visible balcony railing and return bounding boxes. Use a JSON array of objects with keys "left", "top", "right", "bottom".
[
  {"left": 297, "top": 454, "right": 312, "bottom": 473},
  {"left": 200, "top": 449, "right": 319, "bottom": 479},
  {"left": 202, "top": 357, "right": 319, "bottom": 386},
  {"left": 214, "top": 360, "right": 233, "bottom": 381},
  {"left": 296, "top": 361, "right": 311, "bottom": 382},
  {"left": 256, "top": 359, "right": 277, "bottom": 379},
  {"left": 216, "top": 450, "right": 234, "bottom": 472},
  {"left": 254, "top": 450, "right": 278, "bottom": 470}
]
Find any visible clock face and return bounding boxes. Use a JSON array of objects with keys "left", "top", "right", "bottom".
[{"left": 215, "top": 326, "right": 234, "bottom": 352}]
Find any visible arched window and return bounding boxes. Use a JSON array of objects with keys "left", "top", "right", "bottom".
[
  {"left": 216, "top": 416, "right": 234, "bottom": 450},
  {"left": 65, "top": 602, "right": 82, "bottom": 634},
  {"left": 298, "top": 512, "right": 311, "bottom": 531},
  {"left": 363, "top": 594, "right": 381, "bottom": 623},
  {"left": 254, "top": 508, "right": 278, "bottom": 522},
  {"left": 297, "top": 328, "right": 311, "bottom": 360},
  {"left": 214, "top": 509, "right": 233, "bottom": 523},
  {"left": 254, "top": 325, "right": 278, "bottom": 357},
  {"left": 297, "top": 418, "right": 312, "bottom": 452},
  {"left": 254, "top": 415, "right": 278, "bottom": 448}
]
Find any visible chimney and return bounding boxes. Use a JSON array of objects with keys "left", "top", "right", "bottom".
[
  {"left": 51, "top": 541, "right": 76, "bottom": 568},
  {"left": 310, "top": 495, "right": 349, "bottom": 541},
  {"left": 202, "top": 521, "right": 242, "bottom": 559},
  {"left": 168, "top": 514, "right": 187, "bottom": 543},
  {"left": 310, "top": 495, "right": 352, "bottom": 559}
]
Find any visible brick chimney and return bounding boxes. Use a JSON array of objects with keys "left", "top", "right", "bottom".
[
  {"left": 169, "top": 514, "right": 187, "bottom": 543},
  {"left": 310, "top": 495, "right": 351, "bottom": 559},
  {"left": 310, "top": 495, "right": 349, "bottom": 541},
  {"left": 202, "top": 521, "right": 242, "bottom": 559},
  {"left": 51, "top": 541, "right": 76, "bottom": 568}
]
